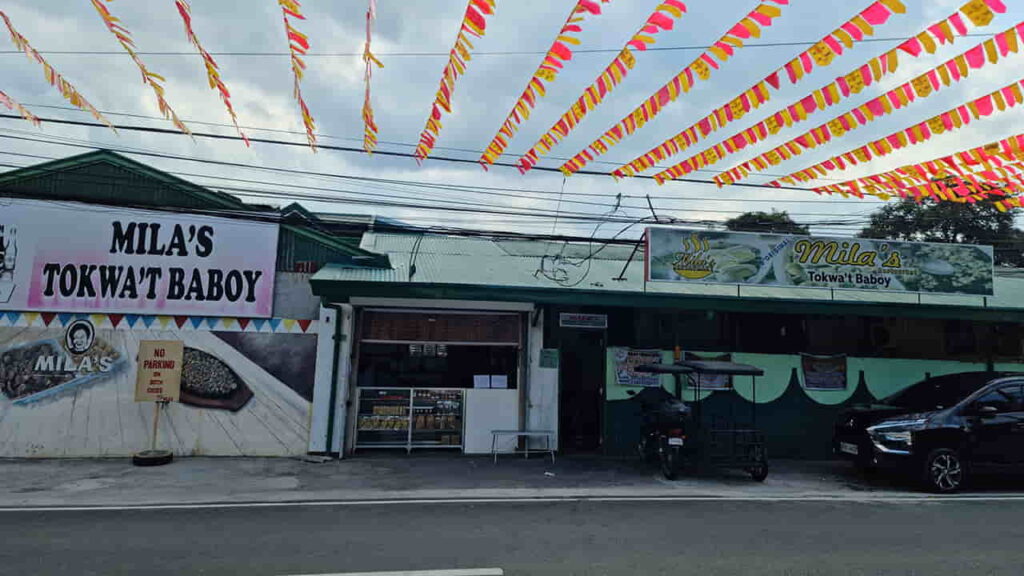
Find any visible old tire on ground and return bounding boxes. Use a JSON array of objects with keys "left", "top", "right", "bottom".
[
  {"left": 922, "top": 448, "right": 965, "bottom": 493},
  {"left": 132, "top": 449, "right": 173, "bottom": 467}
]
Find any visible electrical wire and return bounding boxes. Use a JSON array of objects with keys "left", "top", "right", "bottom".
[
  {"left": 0, "top": 34, "right": 993, "bottom": 58},
  {"left": 7, "top": 102, "right": 850, "bottom": 181},
  {"left": 0, "top": 113, "right": 824, "bottom": 192}
]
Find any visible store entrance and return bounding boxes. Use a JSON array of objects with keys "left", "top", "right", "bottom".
[{"left": 559, "top": 330, "right": 606, "bottom": 452}]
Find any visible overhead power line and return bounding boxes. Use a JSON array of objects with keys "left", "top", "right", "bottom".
[
  {"left": 0, "top": 113, "right": 821, "bottom": 192},
  {"left": 0, "top": 34, "right": 992, "bottom": 58}
]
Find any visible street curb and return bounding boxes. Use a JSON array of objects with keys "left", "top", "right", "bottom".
[{"left": 5, "top": 492, "right": 1024, "bottom": 511}]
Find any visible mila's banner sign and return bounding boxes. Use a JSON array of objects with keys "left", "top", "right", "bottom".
[
  {"left": 0, "top": 198, "right": 279, "bottom": 316},
  {"left": 645, "top": 227, "right": 994, "bottom": 296}
]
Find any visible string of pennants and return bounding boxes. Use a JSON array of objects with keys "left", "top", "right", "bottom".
[
  {"left": 511, "top": 0, "right": 689, "bottom": 173},
  {"left": 0, "top": 311, "right": 316, "bottom": 333},
  {"left": 2, "top": 1, "right": 1023, "bottom": 209},
  {"left": 811, "top": 133, "right": 1024, "bottom": 207},
  {"left": 654, "top": 7, "right": 1017, "bottom": 185}
]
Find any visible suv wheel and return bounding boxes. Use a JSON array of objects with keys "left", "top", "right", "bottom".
[{"left": 923, "top": 448, "right": 965, "bottom": 493}]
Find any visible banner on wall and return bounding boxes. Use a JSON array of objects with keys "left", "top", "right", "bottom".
[
  {"left": 686, "top": 352, "right": 733, "bottom": 390},
  {"left": 801, "top": 353, "right": 848, "bottom": 390},
  {"left": 613, "top": 348, "right": 662, "bottom": 387},
  {"left": 645, "top": 227, "right": 994, "bottom": 296},
  {"left": 0, "top": 198, "right": 279, "bottom": 317}
]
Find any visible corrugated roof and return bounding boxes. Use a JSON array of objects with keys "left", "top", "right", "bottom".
[{"left": 311, "top": 232, "right": 1024, "bottom": 312}]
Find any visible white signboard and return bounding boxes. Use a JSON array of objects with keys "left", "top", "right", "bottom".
[{"left": 0, "top": 198, "right": 279, "bottom": 317}]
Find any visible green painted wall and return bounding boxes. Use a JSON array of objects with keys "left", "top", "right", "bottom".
[{"left": 603, "top": 349, "right": 1024, "bottom": 458}]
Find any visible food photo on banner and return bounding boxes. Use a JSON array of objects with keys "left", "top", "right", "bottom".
[
  {"left": 686, "top": 352, "right": 733, "bottom": 390},
  {"left": 800, "top": 353, "right": 849, "bottom": 390},
  {"left": 645, "top": 227, "right": 994, "bottom": 295},
  {"left": 613, "top": 348, "right": 663, "bottom": 387},
  {"left": 0, "top": 316, "right": 316, "bottom": 457}
]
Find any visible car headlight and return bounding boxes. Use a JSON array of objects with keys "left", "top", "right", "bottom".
[{"left": 867, "top": 420, "right": 926, "bottom": 454}]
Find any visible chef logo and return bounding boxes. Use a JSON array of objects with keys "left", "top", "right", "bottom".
[
  {"left": 65, "top": 319, "right": 96, "bottom": 355},
  {"left": 672, "top": 232, "right": 715, "bottom": 280}
]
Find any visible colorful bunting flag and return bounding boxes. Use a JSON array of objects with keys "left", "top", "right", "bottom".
[
  {"left": 90, "top": 0, "right": 190, "bottom": 136},
  {"left": 174, "top": 0, "right": 248, "bottom": 146},
  {"left": 478, "top": 0, "right": 612, "bottom": 168},
  {"left": 414, "top": 0, "right": 499, "bottom": 163},
  {"left": 616, "top": 0, "right": 931, "bottom": 179},
  {"left": 766, "top": 78, "right": 1024, "bottom": 187},
  {"left": 1, "top": 10, "right": 114, "bottom": 131},
  {"left": 656, "top": 21, "right": 1021, "bottom": 185},
  {"left": 514, "top": 0, "right": 694, "bottom": 174},
  {"left": 278, "top": 0, "right": 317, "bottom": 151},
  {"left": 362, "top": 0, "right": 383, "bottom": 154},
  {"left": 551, "top": 0, "right": 791, "bottom": 176},
  {"left": 812, "top": 134, "right": 1024, "bottom": 208},
  {"left": 0, "top": 90, "right": 40, "bottom": 127}
]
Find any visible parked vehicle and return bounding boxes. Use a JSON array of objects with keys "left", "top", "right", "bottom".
[
  {"left": 833, "top": 371, "right": 1024, "bottom": 492},
  {"left": 628, "top": 386, "right": 691, "bottom": 479}
]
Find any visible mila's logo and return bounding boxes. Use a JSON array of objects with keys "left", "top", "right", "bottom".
[
  {"left": 0, "top": 224, "right": 17, "bottom": 303},
  {"left": 32, "top": 319, "right": 117, "bottom": 374},
  {"left": 672, "top": 232, "right": 715, "bottom": 280}
]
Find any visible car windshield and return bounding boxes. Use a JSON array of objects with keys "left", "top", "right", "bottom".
[{"left": 882, "top": 375, "right": 994, "bottom": 410}]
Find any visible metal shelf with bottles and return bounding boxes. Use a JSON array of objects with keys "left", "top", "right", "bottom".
[
  {"left": 411, "top": 389, "right": 464, "bottom": 448},
  {"left": 355, "top": 388, "right": 412, "bottom": 449}
]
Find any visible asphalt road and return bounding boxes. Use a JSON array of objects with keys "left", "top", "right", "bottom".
[{"left": 3, "top": 499, "right": 1023, "bottom": 575}]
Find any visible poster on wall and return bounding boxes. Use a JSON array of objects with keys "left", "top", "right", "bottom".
[
  {"left": 686, "top": 352, "right": 733, "bottom": 390},
  {"left": 646, "top": 227, "right": 994, "bottom": 296},
  {"left": 801, "top": 353, "right": 848, "bottom": 390},
  {"left": 613, "top": 348, "right": 662, "bottom": 387},
  {"left": 0, "top": 317, "right": 316, "bottom": 457},
  {"left": 135, "top": 340, "right": 183, "bottom": 402},
  {"left": 0, "top": 198, "right": 279, "bottom": 317}
]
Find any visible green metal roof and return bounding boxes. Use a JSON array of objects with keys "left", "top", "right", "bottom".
[
  {"left": 0, "top": 150, "right": 389, "bottom": 269},
  {"left": 311, "top": 232, "right": 1024, "bottom": 321}
]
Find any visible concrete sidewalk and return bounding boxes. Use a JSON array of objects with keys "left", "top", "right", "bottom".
[{"left": 2, "top": 453, "right": 1019, "bottom": 508}]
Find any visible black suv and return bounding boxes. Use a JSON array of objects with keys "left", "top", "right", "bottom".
[{"left": 833, "top": 371, "right": 1024, "bottom": 492}]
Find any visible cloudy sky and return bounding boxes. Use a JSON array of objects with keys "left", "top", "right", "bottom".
[{"left": 2, "top": 0, "right": 1023, "bottom": 238}]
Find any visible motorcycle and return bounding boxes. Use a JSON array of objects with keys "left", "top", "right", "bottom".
[{"left": 627, "top": 386, "right": 691, "bottom": 480}]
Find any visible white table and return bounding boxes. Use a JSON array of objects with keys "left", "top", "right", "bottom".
[{"left": 490, "top": 430, "right": 555, "bottom": 464}]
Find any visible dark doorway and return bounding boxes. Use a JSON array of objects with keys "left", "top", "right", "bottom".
[{"left": 559, "top": 330, "right": 606, "bottom": 452}]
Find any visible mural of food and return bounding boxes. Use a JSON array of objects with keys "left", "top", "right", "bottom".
[
  {"left": 0, "top": 316, "right": 316, "bottom": 457},
  {"left": 180, "top": 347, "right": 253, "bottom": 412}
]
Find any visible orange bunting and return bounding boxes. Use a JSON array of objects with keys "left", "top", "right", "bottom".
[
  {"left": 414, "top": 0, "right": 498, "bottom": 163},
  {"left": 616, "top": 0, "right": 928, "bottom": 179},
  {"left": 1, "top": 10, "right": 114, "bottom": 131},
  {"left": 657, "top": 21, "right": 1021, "bottom": 186},
  {"left": 478, "top": 0, "right": 611, "bottom": 168},
  {"left": 0, "top": 90, "right": 40, "bottom": 127},
  {"left": 90, "top": 0, "right": 190, "bottom": 136},
  {"left": 553, "top": 0, "right": 792, "bottom": 175},
  {"left": 765, "top": 78, "right": 1024, "bottom": 188},
  {"left": 278, "top": 0, "right": 316, "bottom": 151},
  {"left": 812, "top": 133, "right": 1024, "bottom": 207},
  {"left": 514, "top": 0, "right": 689, "bottom": 173},
  {"left": 174, "top": 0, "right": 248, "bottom": 146},
  {"left": 362, "top": 0, "right": 383, "bottom": 154}
]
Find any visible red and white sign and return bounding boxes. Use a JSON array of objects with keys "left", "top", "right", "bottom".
[{"left": 0, "top": 198, "right": 278, "bottom": 317}]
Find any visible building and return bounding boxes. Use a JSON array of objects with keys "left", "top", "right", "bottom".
[{"left": 4, "top": 151, "right": 1024, "bottom": 460}]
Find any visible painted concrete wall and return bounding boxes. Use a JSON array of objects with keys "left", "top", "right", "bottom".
[
  {"left": 603, "top": 347, "right": 1021, "bottom": 458},
  {"left": 272, "top": 272, "right": 321, "bottom": 320},
  {"left": 0, "top": 313, "right": 316, "bottom": 457}
]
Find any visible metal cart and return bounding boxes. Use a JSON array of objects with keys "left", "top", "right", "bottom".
[{"left": 636, "top": 360, "right": 768, "bottom": 481}]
